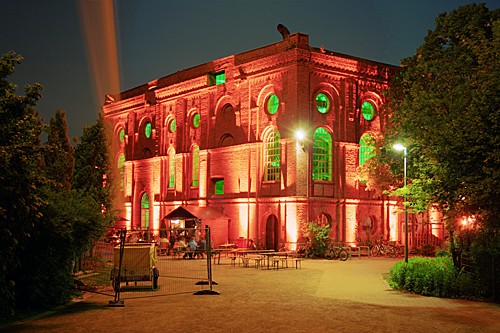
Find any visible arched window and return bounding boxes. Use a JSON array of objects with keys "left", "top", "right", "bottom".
[
  {"left": 118, "top": 128, "right": 125, "bottom": 144},
  {"left": 168, "top": 149, "right": 175, "bottom": 188},
  {"left": 191, "top": 145, "right": 199, "bottom": 187},
  {"left": 264, "top": 129, "right": 281, "bottom": 181},
  {"left": 361, "top": 101, "right": 375, "bottom": 121},
  {"left": 141, "top": 193, "right": 150, "bottom": 229},
  {"left": 359, "top": 133, "right": 376, "bottom": 166},
  {"left": 145, "top": 122, "right": 152, "bottom": 138},
  {"left": 312, "top": 128, "right": 332, "bottom": 181},
  {"left": 117, "top": 153, "right": 125, "bottom": 191}
]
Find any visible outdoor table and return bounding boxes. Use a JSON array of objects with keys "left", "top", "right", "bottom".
[
  {"left": 219, "top": 243, "right": 236, "bottom": 249},
  {"left": 260, "top": 251, "right": 291, "bottom": 270}
]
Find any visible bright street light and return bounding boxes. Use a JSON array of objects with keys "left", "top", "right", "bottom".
[
  {"left": 393, "top": 143, "right": 409, "bottom": 263},
  {"left": 295, "top": 129, "right": 306, "bottom": 152}
]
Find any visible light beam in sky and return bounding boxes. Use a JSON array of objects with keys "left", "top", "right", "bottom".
[{"left": 77, "top": 0, "right": 120, "bottom": 108}]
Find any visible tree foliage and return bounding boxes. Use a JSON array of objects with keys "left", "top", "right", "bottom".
[
  {"left": 371, "top": 4, "right": 499, "bottom": 231},
  {"left": 0, "top": 51, "right": 45, "bottom": 317},
  {"left": 364, "top": 4, "right": 499, "bottom": 299},
  {"left": 44, "top": 109, "right": 75, "bottom": 190},
  {"left": 0, "top": 52, "right": 116, "bottom": 319},
  {"left": 73, "top": 114, "right": 117, "bottom": 226}
]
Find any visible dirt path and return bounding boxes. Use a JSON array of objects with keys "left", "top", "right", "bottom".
[{"left": 2, "top": 258, "right": 499, "bottom": 332}]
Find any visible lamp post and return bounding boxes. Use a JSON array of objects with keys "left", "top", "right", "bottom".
[{"left": 393, "top": 143, "right": 408, "bottom": 263}]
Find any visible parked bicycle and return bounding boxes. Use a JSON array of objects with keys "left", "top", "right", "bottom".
[
  {"left": 325, "top": 243, "right": 349, "bottom": 261},
  {"left": 370, "top": 240, "right": 396, "bottom": 257}
]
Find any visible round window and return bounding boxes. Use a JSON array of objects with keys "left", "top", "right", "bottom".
[
  {"left": 118, "top": 128, "right": 125, "bottom": 143},
  {"left": 315, "top": 93, "right": 330, "bottom": 114},
  {"left": 169, "top": 119, "right": 176, "bottom": 133},
  {"left": 192, "top": 113, "right": 200, "bottom": 128},
  {"left": 361, "top": 101, "right": 375, "bottom": 121},
  {"left": 266, "top": 94, "right": 279, "bottom": 115},
  {"left": 145, "top": 122, "right": 152, "bottom": 138}
]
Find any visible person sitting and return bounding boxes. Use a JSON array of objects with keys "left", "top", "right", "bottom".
[
  {"left": 185, "top": 237, "right": 198, "bottom": 259},
  {"left": 159, "top": 236, "right": 169, "bottom": 255},
  {"left": 176, "top": 237, "right": 187, "bottom": 258},
  {"left": 248, "top": 239, "right": 257, "bottom": 250},
  {"left": 195, "top": 238, "right": 207, "bottom": 259}
]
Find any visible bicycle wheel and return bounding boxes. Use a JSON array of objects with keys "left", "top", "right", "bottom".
[
  {"left": 339, "top": 249, "right": 349, "bottom": 261},
  {"left": 385, "top": 247, "right": 396, "bottom": 258},
  {"left": 325, "top": 248, "right": 334, "bottom": 260},
  {"left": 370, "top": 246, "right": 379, "bottom": 257}
]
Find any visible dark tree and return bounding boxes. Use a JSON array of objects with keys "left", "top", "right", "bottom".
[
  {"left": 367, "top": 4, "right": 499, "bottom": 299},
  {"left": 0, "top": 52, "right": 44, "bottom": 317},
  {"left": 44, "top": 109, "right": 75, "bottom": 190},
  {"left": 73, "top": 113, "right": 116, "bottom": 234}
]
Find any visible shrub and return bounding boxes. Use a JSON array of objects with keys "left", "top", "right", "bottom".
[
  {"left": 388, "top": 256, "right": 481, "bottom": 299},
  {"left": 303, "top": 221, "right": 331, "bottom": 258}
]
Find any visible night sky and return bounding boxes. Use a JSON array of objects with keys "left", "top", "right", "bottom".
[{"left": 1, "top": 0, "right": 498, "bottom": 139}]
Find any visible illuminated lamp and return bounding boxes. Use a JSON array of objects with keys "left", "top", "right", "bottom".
[{"left": 295, "top": 130, "right": 306, "bottom": 152}]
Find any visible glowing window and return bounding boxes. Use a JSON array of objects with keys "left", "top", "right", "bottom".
[
  {"left": 264, "top": 129, "right": 281, "bottom": 181},
  {"left": 117, "top": 153, "right": 125, "bottom": 191},
  {"left": 208, "top": 71, "right": 225, "bottom": 85},
  {"left": 315, "top": 93, "right": 330, "bottom": 114},
  {"left": 141, "top": 193, "right": 150, "bottom": 229},
  {"left": 168, "top": 149, "right": 175, "bottom": 188},
  {"left": 312, "top": 128, "right": 332, "bottom": 181},
  {"left": 361, "top": 101, "right": 375, "bottom": 121},
  {"left": 266, "top": 94, "right": 279, "bottom": 115},
  {"left": 191, "top": 145, "right": 199, "bottom": 187},
  {"left": 215, "top": 179, "right": 224, "bottom": 195},
  {"left": 215, "top": 72, "right": 225, "bottom": 85},
  {"left": 119, "top": 129, "right": 125, "bottom": 143},
  {"left": 192, "top": 113, "right": 200, "bottom": 128},
  {"left": 359, "top": 133, "right": 376, "bottom": 166},
  {"left": 169, "top": 119, "right": 176, "bottom": 133},
  {"left": 145, "top": 122, "right": 152, "bottom": 138}
]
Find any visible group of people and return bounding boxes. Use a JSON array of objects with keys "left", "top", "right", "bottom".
[{"left": 158, "top": 234, "right": 207, "bottom": 259}]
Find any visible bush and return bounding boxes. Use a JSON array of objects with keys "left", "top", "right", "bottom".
[
  {"left": 303, "top": 221, "right": 331, "bottom": 258},
  {"left": 389, "top": 256, "right": 486, "bottom": 299}
]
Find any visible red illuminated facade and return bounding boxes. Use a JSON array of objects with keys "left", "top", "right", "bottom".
[{"left": 103, "top": 32, "right": 444, "bottom": 250}]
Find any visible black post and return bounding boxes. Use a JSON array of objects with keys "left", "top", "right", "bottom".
[{"left": 109, "top": 229, "right": 126, "bottom": 306}]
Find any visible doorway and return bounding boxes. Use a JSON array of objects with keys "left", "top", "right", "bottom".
[{"left": 265, "top": 215, "right": 279, "bottom": 251}]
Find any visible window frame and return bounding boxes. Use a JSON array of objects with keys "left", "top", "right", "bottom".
[
  {"left": 361, "top": 101, "right": 376, "bottom": 121},
  {"left": 191, "top": 145, "right": 200, "bottom": 187},
  {"left": 315, "top": 92, "right": 331, "bottom": 114},
  {"left": 264, "top": 129, "right": 281, "bottom": 181},
  {"left": 168, "top": 149, "right": 175, "bottom": 189},
  {"left": 266, "top": 94, "right": 279, "bottom": 115},
  {"left": 141, "top": 193, "right": 150, "bottom": 229},
  {"left": 312, "top": 128, "right": 332, "bottom": 181}
]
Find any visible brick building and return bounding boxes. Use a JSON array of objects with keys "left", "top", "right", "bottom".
[{"left": 102, "top": 31, "right": 442, "bottom": 250}]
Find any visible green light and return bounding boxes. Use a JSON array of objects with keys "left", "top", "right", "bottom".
[
  {"left": 193, "top": 113, "right": 200, "bottom": 128},
  {"left": 359, "top": 133, "right": 376, "bottom": 166},
  {"left": 145, "top": 122, "right": 152, "bottom": 138},
  {"left": 215, "top": 72, "right": 225, "bottom": 85},
  {"left": 119, "top": 129, "right": 125, "bottom": 143},
  {"left": 168, "top": 150, "right": 175, "bottom": 188},
  {"left": 316, "top": 93, "right": 330, "bottom": 113},
  {"left": 192, "top": 145, "right": 199, "bottom": 186},
  {"left": 267, "top": 94, "right": 279, "bottom": 115},
  {"left": 312, "top": 127, "right": 332, "bottom": 181},
  {"left": 215, "top": 179, "right": 224, "bottom": 194},
  {"left": 362, "top": 101, "right": 375, "bottom": 121},
  {"left": 169, "top": 119, "right": 176, "bottom": 132}
]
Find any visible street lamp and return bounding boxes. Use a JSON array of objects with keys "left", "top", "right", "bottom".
[{"left": 393, "top": 143, "right": 409, "bottom": 263}]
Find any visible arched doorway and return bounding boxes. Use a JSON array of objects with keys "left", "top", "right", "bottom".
[{"left": 265, "top": 215, "right": 279, "bottom": 250}]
